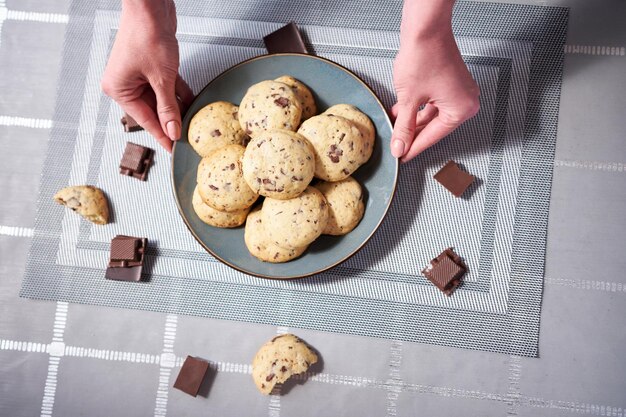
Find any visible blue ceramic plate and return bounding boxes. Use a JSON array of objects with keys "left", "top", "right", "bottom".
[{"left": 172, "top": 53, "right": 398, "bottom": 279}]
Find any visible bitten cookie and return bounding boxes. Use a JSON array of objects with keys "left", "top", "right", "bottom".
[
  {"left": 274, "top": 75, "right": 317, "bottom": 120},
  {"left": 242, "top": 129, "right": 315, "bottom": 200},
  {"left": 197, "top": 144, "right": 258, "bottom": 212},
  {"left": 261, "top": 186, "right": 329, "bottom": 249},
  {"left": 314, "top": 177, "right": 365, "bottom": 235},
  {"left": 239, "top": 80, "right": 302, "bottom": 137},
  {"left": 192, "top": 185, "right": 249, "bottom": 228},
  {"left": 252, "top": 334, "right": 318, "bottom": 395},
  {"left": 188, "top": 101, "right": 248, "bottom": 157},
  {"left": 297, "top": 114, "right": 366, "bottom": 181},
  {"left": 244, "top": 207, "right": 307, "bottom": 263},
  {"left": 323, "top": 104, "right": 375, "bottom": 164},
  {"left": 53, "top": 185, "right": 109, "bottom": 225}
]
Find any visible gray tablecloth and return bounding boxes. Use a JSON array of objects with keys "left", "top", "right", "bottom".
[{"left": 1, "top": 0, "right": 625, "bottom": 416}]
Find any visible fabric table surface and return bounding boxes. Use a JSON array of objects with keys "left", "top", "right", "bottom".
[{"left": 1, "top": 0, "right": 625, "bottom": 416}]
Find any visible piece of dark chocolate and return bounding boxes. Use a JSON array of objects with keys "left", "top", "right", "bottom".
[
  {"left": 121, "top": 113, "right": 144, "bottom": 132},
  {"left": 422, "top": 248, "right": 467, "bottom": 296},
  {"left": 433, "top": 160, "right": 475, "bottom": 197},
  {"left": 174, "top": 356, "right": 210, "bottom": 397},
  {"left": 105, "top": 235, "right": 147, "bottom": 282},
  {"left": 108, "top": 235, "right": 145, "bottom": 268},
  {"left": 263, "top": 21, "right": 308, "bottom": 54},
  {"left": 119, "top": 142, "right": 154, "bottom": 181}
]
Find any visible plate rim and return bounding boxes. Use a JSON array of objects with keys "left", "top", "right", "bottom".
[{"left": 171, "top": 52, "right": 399, "bottom": 280}]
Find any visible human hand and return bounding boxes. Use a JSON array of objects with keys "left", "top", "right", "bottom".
[
  {"left": 390, "top": 22, "right": 480, "bottom": 162},
  {"left": 101, "top": 0, "right": 194, "bottom": 152}
]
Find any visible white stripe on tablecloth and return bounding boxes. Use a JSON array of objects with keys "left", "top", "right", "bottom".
[
  {"left": 385, "top": 341, "right": 403, "bottom": 417},
  {"left": 564, "top": 44, "right": 626, "bottom": 56},
  {"left": 0, "top": 115, "right": 54, "bottom": 129},
  {"left": 507, "top": 355, "right": 522, "bottom": 416},
  {"left": 154, "top": 368, "right": 172, "bottom": 417},
  {"left": 554, "top": 159, "right": 626, "bottom": 173},
  {"left": 0, "top": 225, "right": 34, "bottom": 237},
  {"left": 6, "top": 9, "right": 69, "bottom": 24},
  {"left": 39, "top": 302, "right": 68, "bottom": 417},
  {"left": 545, "top": 276, "right": 626, "bottom": 293},
  {"left": 153, "top": 315, "right": 178, "bottom": 417}
]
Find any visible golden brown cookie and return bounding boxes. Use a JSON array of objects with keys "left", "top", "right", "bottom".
[
  {"left": 274, "top": 75, "right": 317, "bottom": 120},
  {"left": 323, "top": 104, "right": 375, "bottom": 164},
  {"left": 192, "top": 185, "right": 249, "bottom": 228},
  {"left": 314, "top": 177, "right": 365, "bottom": 235},
  {"left": 188, "top": 101, "right": 247, "bottom": 157},
  {"left": 242, "top": 129, "right": 315, "bottom": 200},
  {"left": 261, "top": 186, "right": 329, "bottom": 249},
  {"left": 297, "top": 114, "right": 366, "bottom": 181},
  {"left": 196, "top": 144, "right": 259, "bottom": 212},
  {"left": 252, "top": 334, "right": 318, "bottom": 395},
  {"left": 238, "top": 80, "right": 302, "bottom": 137},
  {"left": 53, "top": 185, "right": 109, "bottom": 225},
  {"left": 244, "top": 207, "right": 307, "bottom": 263}
]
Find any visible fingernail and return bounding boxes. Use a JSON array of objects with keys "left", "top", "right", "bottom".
[
  {"left": 166, "top": 120, "right": 181, "bottom": 141},
  {"left": 391, "top": 140, "right": 405, "bottom": 158}
]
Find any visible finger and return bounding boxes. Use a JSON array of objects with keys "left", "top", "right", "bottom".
[
  {"left": 415, "top": 103, "right": 438, "bottom": 127},
  {"left": 400, "top": 116, "right": 458, "bottom": 163},
  {"left": 390, "top": 103, "right": 400, "bottom": 120},
  {"left": 122, "top": 98, "right": 173, "bottom": 153},
  {"left": 152, "top": 76, "right": 182, "bottom": 141},
  {"left": 175, "top": 75, "right": 195, "bottom": 110},
  {"left": 390, "top": 103, "right": 419, "bottom": 158}
]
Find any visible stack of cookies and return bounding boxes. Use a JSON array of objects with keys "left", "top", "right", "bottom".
[{"left": 189, "top": 76, "right": 375, "bottom": 263}]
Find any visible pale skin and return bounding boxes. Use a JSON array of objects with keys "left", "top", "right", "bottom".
[{"left": 102, "top": 0, "right": 479, "bottom": 162}]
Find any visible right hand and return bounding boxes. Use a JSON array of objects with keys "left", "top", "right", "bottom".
[
  {"left": 390, "top": 32, "right": 480, "bottom": 163},
  {"left": 101, "top": 0, "right": 194, "bottom": 152}
]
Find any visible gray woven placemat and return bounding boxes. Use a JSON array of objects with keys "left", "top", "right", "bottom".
[{"left": 20, "top": 0, "right": 568, "bottom": 357}]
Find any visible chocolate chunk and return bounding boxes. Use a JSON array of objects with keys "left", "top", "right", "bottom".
[
  {"left": 433, "top": 160, "right": 475, "bottom": 197},
  {"left": 274, "top": 97, "right": 290, "bottom": 108},
  {"left": 421, "top": 248, "right": 467, "bottom": 296},
  {"left": 328, "top": 144, "right": 343, "bottom": 163},
  {"left": 173, "top": 356, "right": 210, "bottom": 397},
  {"left": 105, "top": 235, "right": 147, "bottom": 282},
  {"left": 109, "top": 237, "right": 140, "bottom": 265},
  {"left": 211, "top": 129, "right": 221, "bottom": 137},
  {"left": 119, "top": 142, "right": 154, "bottom": 181},
  {"left": 120, "top": 113, "right": 143, "bottom": 133},
  {"left": 263, "top": 21, "right": 308, "bottom": 54}
]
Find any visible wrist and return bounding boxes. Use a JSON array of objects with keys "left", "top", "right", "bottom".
[
  {"left": 400, "top": 0, "right": 454, "bottom": 43},
  {"left": 121, "top": 0, "right": 176, "bottom": 35}
]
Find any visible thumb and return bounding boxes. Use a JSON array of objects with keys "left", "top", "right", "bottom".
[
  {"left": 390, "top": 103, "right": 418, "bottom": 158},
  {"left": 152, "top": 76, "right": 182, "bottom": 141}
]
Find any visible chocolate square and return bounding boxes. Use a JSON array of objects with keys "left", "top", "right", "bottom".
[
  {"left": 119, "top": 142, "right": 154, "bottom": 181},
  {"left": 263, "top": 21, "right": 308, "bottom": 54},
  {"left": 105, "top": 235, "right": 147, "bottom": 281},
  {"left": 422, "top": 248, "right": 467, "bottom": 296},
  {"left": 121, "top": 113, "right": 143, "bottom": 132},
  {"left": 433, "top": 160, "right": 475, "bottom": 197},
  {"left": 174, "top": 356, "right": 210, "bottom": 397},
  {"left": 108, "top": 235, "right": 145, "bottom": 267}
]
